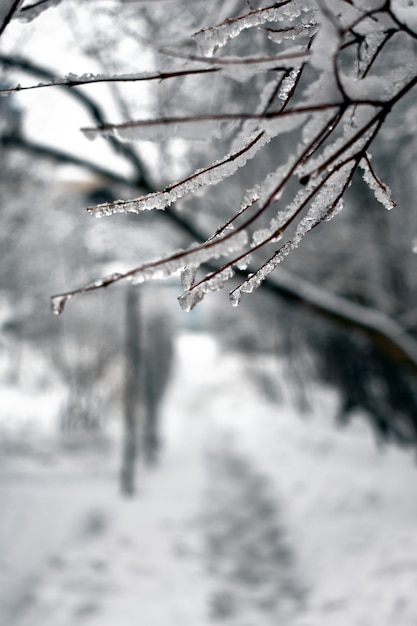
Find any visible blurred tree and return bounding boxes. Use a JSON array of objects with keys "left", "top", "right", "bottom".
[{"left": 1, "top": 0, "right": 417, "bottom": 449}]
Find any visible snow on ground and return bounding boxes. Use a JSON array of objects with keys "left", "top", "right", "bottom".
[{"left": 1, "top": 331, "right": 417, "bottom": 625}]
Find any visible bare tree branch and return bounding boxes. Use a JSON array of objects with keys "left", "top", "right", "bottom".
[
  {"left": 0, "top": 53, "right": 152, "bottom": 188},
  {"left": 0, "top": 0, "right": 22, "bottom": 37},
  {"left": 4, "top": 0, "right": 417, "bottom": 382}
]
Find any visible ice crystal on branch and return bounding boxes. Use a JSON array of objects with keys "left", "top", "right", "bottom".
[
  {"left": 359, "top": 154, "right": 397, "bottom": 210},
  {"left": 42, "top": 0, "right": 417, "bottom": 312}
]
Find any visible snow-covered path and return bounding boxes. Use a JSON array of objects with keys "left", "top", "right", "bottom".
[{"left": 1, "top": 332, "right": 417, "bottom": 625}]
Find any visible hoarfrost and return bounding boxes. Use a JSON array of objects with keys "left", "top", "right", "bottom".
[
  {"left": 178, "top": 266, "right": 235, "bottom": 311},
  {"left": 181, "top": 266, "right": 198, "bottom": 290},
  {"left": 324, "top": 197, "right": 344, "bottom": 221},
  {"left": 298, "top": 111, "right": 378, "bottom": 181},
  {"left": 359, "top": 155, "right": 397, "bottom": 210},
  {"left": 193, "top": 2, "right": 309, "bottom": 57},
  {"left": 237, "top": 160, "right": 292, "bottom": 225},
  {"left": 356, "top": 30, "right": 388, "bottom": 78},
  {"left": 235, "top": 253, "right": 252, "bottom": 271},
  {"left": 51, "top": 294, "right": 72, "bottom": 316},
  {"left": 230, "top": 165, "right": 351, "bottom": 305},
  {"left": 51, "top": 230, "right": 248, "bottom": 314},
  {"left": 231, "top": 214, "right": 315, "bottom": 301},
  {"left": 252, "top": 214, "right": 287, "bottom": 247},
  {"left": 240, "top": 185, "right": 261, "bottom": 211},
  {"left": 126, "top": 230, "right": 248, "bottom": 287},
  {"left": 307, "top": 163, "right": 353, "bottom": 223},
  {"left": 278, "top": 68, "right": 301, "bottom": 100},
  {"left": 266, "top": 19, "right": 317, "bottom": 45},
  {"left": 88, "top": 131, "right": 268, "bottom": 216},
  {"left": 177, "top": 286, "right": 205, "bottom": 312},
  {"left": 252, "top": 227, "right": 272, "bottom": 246},
  {"left": 229, "top": 287, "right": 243, "bottom": 307}
]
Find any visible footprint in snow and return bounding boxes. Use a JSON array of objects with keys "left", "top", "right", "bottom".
[{"left": 202, "top": 444, "right": 307, "bottom": 624}]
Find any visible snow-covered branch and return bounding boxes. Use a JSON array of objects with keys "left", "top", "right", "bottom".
[{"left": 3, "top": 1, "right": 417, "bottom": 316}]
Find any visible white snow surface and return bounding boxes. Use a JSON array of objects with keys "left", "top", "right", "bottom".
[{"left": 1, "top": 332, "right": 417, "bottom": 625}]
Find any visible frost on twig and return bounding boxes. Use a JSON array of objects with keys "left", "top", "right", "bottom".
[
  {"left": 51, "top": 230, "right": 248, "bottom": 315},
  {"left": 193, "top": 1, "right": 313, "bottom": 57},
  {"left": 44, "top": 0, "right": 417, "bottom": 313},
  {"left": 87, "top": 131, "right": 269, "bottom": 216},
  {"left": 359, "top": 153, "right": 397, "bottom": 210}
]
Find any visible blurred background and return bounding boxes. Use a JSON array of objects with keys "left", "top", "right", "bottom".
[{"left": 1, "top": 2, "right": 417, "bottom": 625}]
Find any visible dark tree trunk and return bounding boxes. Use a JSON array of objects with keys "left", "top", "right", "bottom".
[{"left": 120, "top": 287, "right": 141, "bottom": 496}]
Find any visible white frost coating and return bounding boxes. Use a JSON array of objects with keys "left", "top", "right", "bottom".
[
  {"left": 229, "top": 287, "right": 243, "bottom": 307},
  {"left": 178, "top": 266, "right": 235, "bottom": 312},
  {"left": 63, "top": 70, "right": 180, "bottom": 85},
  {"left": 231, "top": 211, "right": 318, "bottom": 302},
  {"left": 53, "top": 230, "right": 248, "bottom": 314},
  {"left": 89, "top": 131, "right": 269, "bottom": 216},
  {"left": 51, "top": 294, "right": 72, "bottom": 316},
  {"left": 278, "top": 68, "right": 301, "bottom": 100},
  {"left": 103, "top": 230, "right": 248, "bottom": 294},
  {"left": 324, "top": 197, "right": 344, "bottom": 221},
  {"left": 82, "top": 273, "right": 124, "bottom": 290},
  {"left": 298, "top": 112, "right": 377, "bottom": 181},
  {"left": 240, "top": 185, "right": 261, "bottom": 211},
  {"left": 252, "top": 226, "right": 273, "bottom": 246},
  {"left": 306, "top": 162, "right": 352, "bottom": 223},
  {"left": 356, "top": 30, "right": 387, "bottom": 78},
  {"left": 193, "top": 2, "right": 309, "bottom": 57},
  {"left": 359, "top": 155, "right": 397, "bottom": 210},
  {"left": 161, "top": 230, "right": 248, "bottom": 279},
  {"left": 231, "top": 164, "right": 351, "bottom": 305},
  {"left": 181, "top": 266, "right": 198, "bottom": 290},
  {"left": 235, "top": 253, "right": 252, "bottom": 271},
  {"left": 266, "top": 19, "right": 317, "bottom": 44}
]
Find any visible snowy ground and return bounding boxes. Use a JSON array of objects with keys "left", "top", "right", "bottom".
[{"left": 1, "top": 332, "right": 417, "bottom": 626}]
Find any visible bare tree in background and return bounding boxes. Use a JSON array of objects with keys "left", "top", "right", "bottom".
[
  {"left": 34, "top": 1, "right": 415, "bottom": 311},
  {"left": 2, "top": 1, "right": 417, "bottom": 446}
]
